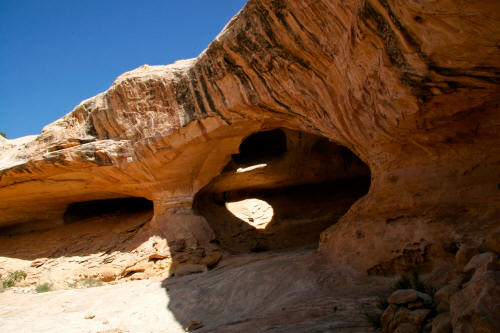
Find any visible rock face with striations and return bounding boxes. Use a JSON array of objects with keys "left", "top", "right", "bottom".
[{"left": 0, "top": 0, "right": 499, "bottom": 284}]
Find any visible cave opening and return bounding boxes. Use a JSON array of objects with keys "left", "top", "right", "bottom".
[
  {"left": 231, "top": 129, "right": 287, "bottom": 165},
  {"left": 193, "top": 128, "right": 371, "bottom": 253},
  {"left": 63, "top": 197, "right": 154, "bottom": 224}
]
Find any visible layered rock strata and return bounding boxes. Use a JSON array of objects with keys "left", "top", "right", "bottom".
[{"left": 1, "top": 0, "right": 499, "bottom": 281}]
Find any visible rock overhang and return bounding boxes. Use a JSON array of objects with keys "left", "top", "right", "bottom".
[{"left": 0, "top": 0, "right": 498, "bottom": 274}]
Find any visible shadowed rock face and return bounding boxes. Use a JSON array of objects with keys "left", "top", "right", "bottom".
[
  {"left": 0, "top": 0, "right": 499, "bottom": 275},
  {"left": 193, "top": 128, "right": 371, "bottom": 253}
]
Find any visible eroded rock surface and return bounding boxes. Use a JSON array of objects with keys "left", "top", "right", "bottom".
[
  {"left": 0, "top": 249, "right": 389, "bottom": 333},
  {"left": 0, "top": 2, "right": 499, "bottom": 330}
]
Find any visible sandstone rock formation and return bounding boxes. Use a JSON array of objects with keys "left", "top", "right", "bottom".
[{"left": 0, "top": 0, "right": 499, "bottom": 318}]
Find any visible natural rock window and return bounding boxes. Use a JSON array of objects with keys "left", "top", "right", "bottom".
[
  {"left": 225, "top": 198, "right": 274, "bottom": 229},
  {"left": 231, "top": 129, "right": 287, "bottom": 165},
  {"left": 193, "top": 128, "right": 371, "bottom": 253}
]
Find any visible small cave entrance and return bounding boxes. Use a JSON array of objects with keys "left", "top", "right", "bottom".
[
  {"left": 193, "top": 128, "right": 371, "bottom": 253},
  {"left": 63, "top": 197, "right": 154, "bottom": 224}
]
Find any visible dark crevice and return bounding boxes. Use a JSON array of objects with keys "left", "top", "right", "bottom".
[
  {"left": 64, "top": 197, "right": 153, "bottom": 224},
  {"left": 232, "top": 129, "right": 287, "bottom": 165}
]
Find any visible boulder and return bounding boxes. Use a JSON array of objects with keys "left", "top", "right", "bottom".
[
  {"left": 434, "top": 281, "right": 460, "bottom": 313},
  {"left": 455, "top": 245, "right": 479, "bottom": 270},
  {"left": 464, "top": 252, "right": 499, "bottom": 282},
  {"left": 171, "top": 264, "right": 207, "bottom": 277},
  {"left": 431, "top": 313, "right": 452, "bottom": 333},
  {"left": 382, "top": 305, "right": 430, "bottom": 333},
  {"left": 388, "top": 289, "right": 432, "bottom": 306},
  {"left": 450, "top": 270, "right": 500, "bottom": 332},
  {"left": 485, "top": 229, "right": 500, "bottom": 254}
]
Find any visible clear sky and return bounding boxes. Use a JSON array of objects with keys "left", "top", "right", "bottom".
[{"left": 0, "top": 0, "right": 247, "bottom": 139}]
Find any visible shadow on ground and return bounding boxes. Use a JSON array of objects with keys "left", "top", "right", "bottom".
[{"left": 163, "top": 247, "right": 389, "bottom": 333}]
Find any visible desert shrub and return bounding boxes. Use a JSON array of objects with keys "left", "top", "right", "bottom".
[
  {"left": 1, "top": 270, "right": 27, "bottom": 288},
  {"left": 0, "top": 131, "right": 6, "bottom": 138},
  {"left": 82, "top": 277, "right": 103, "bottom": 288},
  {"left": 67, "top": 281, "right": 78, "bottom": 288},
  {"left": 69, "top": 277, "right": 103, "bottom": 288},
  {"left": 10, "top": 270, "right": 27, "bottom": 281},
  {"left": 35, "top": 283, "right": 51, "bottom": 293}
]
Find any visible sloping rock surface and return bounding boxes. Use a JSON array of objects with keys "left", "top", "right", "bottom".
[{"left": 0, "top": 249, "right": 388, "bottom": 333}]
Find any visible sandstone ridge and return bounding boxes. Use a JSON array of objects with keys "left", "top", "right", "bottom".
[{"left": 1, "top": 0, "right": 499, "bottom": 283}]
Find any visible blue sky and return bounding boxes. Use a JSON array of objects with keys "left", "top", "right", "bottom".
[{"left": 0, "top": 0, "right": 247, "bottom": 138}]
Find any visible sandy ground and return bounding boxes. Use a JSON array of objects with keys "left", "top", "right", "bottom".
[{"left": 0, "top": 248, "right": 390, "bottom": 333}]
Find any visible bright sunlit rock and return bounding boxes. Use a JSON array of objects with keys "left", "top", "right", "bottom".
[
  {"left": 225, "top": 198, "right": 273, "bottom": 229},
  {"left": 236, "top": 163, "right": 267, "bottom": 173}
]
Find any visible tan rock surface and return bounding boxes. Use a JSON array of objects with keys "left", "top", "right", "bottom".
[
  {"left": 0, "top": 0, "right": 499, "bottom": 275},
  {"left": 0, "top": 1, "right": 499, "bottom": 331},
  {"left": 0, "top": 249, "right": 389, "bottom": 333}
]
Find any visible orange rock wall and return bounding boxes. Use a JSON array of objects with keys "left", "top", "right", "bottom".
[{"left": 1, "top": 0, "right": 499, "bottom": 273}]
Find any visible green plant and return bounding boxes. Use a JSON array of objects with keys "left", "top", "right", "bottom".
[
  {"left": 11, "top": 270, "right": 27, "bottom": 281},
  {"left": 0, "top": 131, "right": 6, "bottom": 138},
  {"left": 364, "top": 312, "right": 382, "bottom": 330},
  {"left": 68, "top": 277, "right": 103, "bottom": 289},
  {"left": 1, "top": 270, "right": 27, "bottom": 289},
  {"left": 2, "top": 280, "right": 13, "bottom": 288},
  {"left": 82, "top": 277, "right": 103, "bottom": 288},
  {"left": 35, "top": 283, "right": 51, "bottom": 293}
]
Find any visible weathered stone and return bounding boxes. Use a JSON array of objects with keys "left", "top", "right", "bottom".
[
  {"left": 121, "top": 262, "right": 147, "bottom": 277},
  {"left": 0, "top": 1, "right": 498, "bottom": 331},
  {"left": 148, "top": 253, "right": 170, "bottom": 260},
  {"left": 94, "top": 266, "right": 121, "bottom": 282},
  {"left": 388, "top": 289, "right": 431, "bottom": 306},
  {"left": 382, "top": 304, "right": 399, "bottom": 332},
  {"left": 434, "top": 281, "right": 460, "bottom": 313},
  {"left": 431, "top": 313, "right": 452, "bottom": 333},
  {"left": 388, "top": 289, "right": 420, "bottom": 305},
  {"left": 455, "top": 245, "right": 479, "bottom": 270},
  {"left": 486, "top": 229, "right": 500, "bottom": 254},
  {"left": 394, "top": 323, "right": 419, "bottom": 333},
  {"left": 382, "top": 304, "right": 430, "bottom": 333},
  {"left": 464, "top": 252, "right": 499, "bottom": 283},
  {"left": 171, "top": 264, "right": 207, "bottom": 277},
  {"left": 407, "top": 301, "right": 424, "bottom": 309},
  {"left": 410, "top": 309, "right": 432, "bottom": 326},
  {"left": 0, "top": 0, "right": 496, "bottom": 281},
  {"left": 199, "top": 250, "right": 222, "bottom": 267},
  {"left": 185, "top": 321, "right": 203, "bottom": 331},
  {"left": 464, "top": 252, "right": 498, "bottom": 273},
  {"left": 418, "top": 292, "right": 433, "bottom": 305},
  {"left": 450, "top": 270, "right": 500, "bottom": 332}
]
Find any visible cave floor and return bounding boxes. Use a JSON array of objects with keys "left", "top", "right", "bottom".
[{"left": 0, "top": 247, "right": 390, "bottom": 333}]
